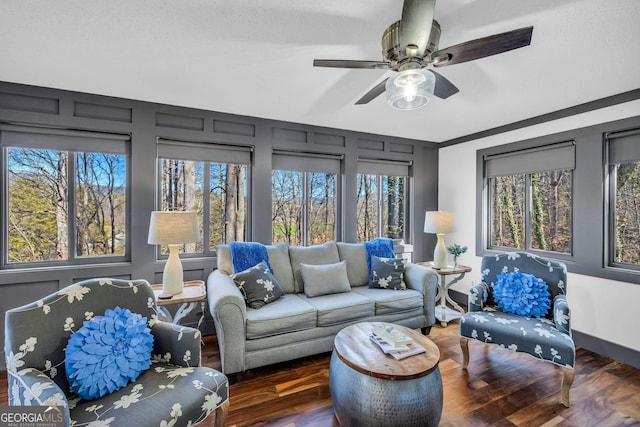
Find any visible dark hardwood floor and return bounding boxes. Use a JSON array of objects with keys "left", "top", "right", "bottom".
[{"left": 2, "top": 323, "right": 640, "bottom": 426}]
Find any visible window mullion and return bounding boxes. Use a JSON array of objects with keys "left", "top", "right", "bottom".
[
  {"left": 524, "top": 174, "right": 532, "bottom": 250},
  {"left": 377, "top": 175, "right": 383, "bottom": 237},
  {"left": 303, "top": 172, "right": 309, "bottom": 246},
  {"left": 203, "top": 163, "right": 211, "bottom": 255},
  {"left": 68, "top": 151, "right": 77, "bottom": 261}
]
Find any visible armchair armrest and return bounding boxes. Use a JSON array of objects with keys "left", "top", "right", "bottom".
[
  {"left": 7, "top": 368, "right": 70, "bottom": 424},
  {"left": 553, "top": 294, "right": 571, "bottom": 335},
  {"left": 468, "top": 282, "right": 490, "bottom": 312},
  {"left": 404, "top": 263, "right": 439, "bottom": 326},
  {"left": 151, "top": 321, "right": 202, "bottom": 367},
  {"left": 207, "top": 269, "right": 247, "bottom": 374}
]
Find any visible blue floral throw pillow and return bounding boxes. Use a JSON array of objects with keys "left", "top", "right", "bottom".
[
  {"left": 493, "top": 271, "right": 551, "bottom": 318},
  {"left": 65, "top": 306, "right": 154, "bottom": 400},
  {"left": 369, "top": 256, "right": 407, "bottom": 290},
  {"left": 231, "top": 260, "right": 285, "bottom": 309}
]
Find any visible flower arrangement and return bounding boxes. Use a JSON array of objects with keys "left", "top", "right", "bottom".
[{"left": 447, "top": 243, "right": 467, "bottom": 267}]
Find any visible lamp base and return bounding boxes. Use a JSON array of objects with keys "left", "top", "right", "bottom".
[
  {"left": 162, "top": 244, "right": 184, "bottom": 295},
  {"left": 433, "top": 233, "right": 448, "bottom": 269}
]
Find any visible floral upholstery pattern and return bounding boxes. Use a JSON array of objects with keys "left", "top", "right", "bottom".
[
  {"left": 460, "top": 252, "right": 575, "bottom": 369},
  {"left": 4, "top": 278, "right": 229, "bottom": 426}
]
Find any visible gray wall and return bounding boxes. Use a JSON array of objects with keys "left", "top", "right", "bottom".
[{"left": 0, "top": 81, "right": 439, "bottom": 368}]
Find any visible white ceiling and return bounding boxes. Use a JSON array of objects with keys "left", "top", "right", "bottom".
[{"left": 1, "top": 0, "right": 640, "bottom": 143}]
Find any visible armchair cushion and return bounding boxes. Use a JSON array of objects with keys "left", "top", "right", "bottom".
[
  {"left": 65, "top": 307, "right": 153, "bottom": 400},
  {"left": 369, "top": 256, "right": 407, "bottom": 290},
  {"left": 493, "top": 271, "right": 551, "bottom": 318},
  {"left": 460, "top": 309, "right": 575, "bottom": 368},
  {"left": 231, "top": 260, "right": 285, "bottom": 308}
]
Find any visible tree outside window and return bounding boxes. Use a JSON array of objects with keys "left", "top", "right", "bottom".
[
  {"left": 159, "top": 158, "right": 247, "bottom": 255},
  {"left": 357, "top": 174, "right": 406, "bottom": 242},
  {"left": 271, "top": 170, "right": 336, "bottom": 246},
  {"left": 489, "top": 171, "right": 572, "bottom": 254},
  {"left": 7, "top": 147, "right": 127, "bottom": 264},
  {"left": 611, "top": 161, "right": 640, "bottom": 265}
]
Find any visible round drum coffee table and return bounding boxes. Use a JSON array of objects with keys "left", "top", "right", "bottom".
[{"left": 330, "top": 322, "right": 442, "bottom": 427}]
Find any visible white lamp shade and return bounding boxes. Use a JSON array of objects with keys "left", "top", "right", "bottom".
[
  {"left": 424, "top": 211, "right": 455, "bottom": 234},
  {"left": 386, "top": 69, "right": 435, "bottom": 110},
  {"left": 148, "top": 211, "right": 200, "bottom": 245}
]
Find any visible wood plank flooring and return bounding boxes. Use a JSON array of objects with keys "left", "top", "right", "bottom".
[{"left": 2, "top": 323, "right": 640, "bottom": 426}]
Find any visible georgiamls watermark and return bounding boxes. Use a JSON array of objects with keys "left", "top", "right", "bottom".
[{"left": 0, "top": 406, "right": 65, "bottom": 427}]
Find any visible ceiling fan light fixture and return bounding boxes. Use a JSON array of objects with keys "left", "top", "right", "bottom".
[{"left": 385, "top": 69, "right": 435, "bottom": 110}]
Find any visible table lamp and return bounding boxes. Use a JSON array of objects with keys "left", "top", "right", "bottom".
[
  {"left": 148, "top": 211, "right": 200, "bottom": 296},
  {"left": 424, "top": 211, "right": 455, "bottom": 269}
]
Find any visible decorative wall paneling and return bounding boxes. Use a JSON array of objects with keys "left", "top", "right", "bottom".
[{"left": 0, "top": 81, "right": 438, "bottom": 369}]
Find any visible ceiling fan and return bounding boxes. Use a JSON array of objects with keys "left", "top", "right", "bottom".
[{"left": 313, "top": 0, "right": 533, "bottom": 109}]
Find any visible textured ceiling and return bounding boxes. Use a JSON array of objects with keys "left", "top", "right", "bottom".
[{"left": 1, "top": 0, "right": 640, "bottom": 142}]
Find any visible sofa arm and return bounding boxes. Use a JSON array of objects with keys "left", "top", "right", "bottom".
[
  {"left": 7, "top": 368, "right": 70, "bottom": 423},
  {"left": 404, "top": 263, "right": 439, "bottom": 327},
  {"left": 553, "top": 294, "right": 571, "bottom": 335},
  {"left": 151, "top": 321, "right": 202, "bottom": 367},
  {"left": 207, "top": 269, "right": 247, "bottom": 374}
]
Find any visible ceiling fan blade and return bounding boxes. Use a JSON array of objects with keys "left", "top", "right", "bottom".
[
  {"left": 431, "top": 70, "right": 459, "bottom": 99},
  {"left": 313, "top": 59, "right": 390, "bottom": 69},
  {"left": 355, "top": 78, "right": 389, "bottom": 105},
  {"left": 432, "top": 26, "right": 533, "bottom": 67},
  {"left": 400, "top": 0, "right": 436, "bottom": 55}
]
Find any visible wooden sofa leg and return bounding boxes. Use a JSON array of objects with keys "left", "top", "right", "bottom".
[
  {"left": 421, "top": 326, "right": 432, "bottom": 335},
  {"left": 561, "top": 367, "right": 574, "bottom": 407},
  {"left": 460, "top": 337, "right": 470, "bottom": 369},
  {"left": 214, "top": 399, "right": 230, "bottom": 427}
]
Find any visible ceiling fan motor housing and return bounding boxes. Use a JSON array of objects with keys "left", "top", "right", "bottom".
[{"left": 382, "top": 20, "right": 441, "bottom": 69}]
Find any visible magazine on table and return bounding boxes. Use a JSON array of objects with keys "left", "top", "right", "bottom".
[
  {"left": 370, "top": 333, "right": 426, "bottom": 360},
  {"left": 371, "top": 324, "right": 414, "bottom": 347}
]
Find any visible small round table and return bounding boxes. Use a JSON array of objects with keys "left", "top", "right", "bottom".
[
  {"left": 152, "top": 280, "right": 206, "bottom": 326},
  {"left": 330, "top": 322, "right": 443, "bottom": 427}
]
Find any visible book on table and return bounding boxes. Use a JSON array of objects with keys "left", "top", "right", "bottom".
[
  {"left": 371, "top": 324, "right": 414, "bottom": 347},
  {"left": 370, "top": 333, "right": 426, "bottom": 360}
]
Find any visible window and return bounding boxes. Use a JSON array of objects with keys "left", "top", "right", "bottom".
[
  {"left": 607, "top": 129, "right": 640, "bottom": 268},
  {"left": 356, "top": 159, "right": 410, "bottom": 242},
  {"left": 156, "top": 139, "right": 251, "bottom": 256},
  {"left": 485, "top": 142, "right": 574, "bottom": 255},
  {"left": 2, "top": 126, "right": 129, "bottom": 266},
  {"left": 271, "top": 152, "right": 341, "bottom": 245}
]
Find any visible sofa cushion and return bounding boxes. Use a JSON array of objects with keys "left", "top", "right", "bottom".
[
  {"left": 300, "top": 261, "right": 350, "bottom": 297},
  {"left": 336, "top": 242, "right": 369, "bottom": 287},
  {"left": 300, "top": 292, "right": 375, "bottom": 326},
  {"left": 369, "top": 256, "right": 407, "bottom": 290},
  {"left": 245, "top": 294, "right": 317, "bottom": 339},
  {"left": 231, "top": 260, "right": 285, "bottom": 309},
  {"left": 352, "top": 286, "right": 423, "bottom": 315},
  {"left": 218, "top": 243, "right": 295, "bottom": 293},
  {"left": 289, "top": 241, "right": 340, "bottom": 293}
]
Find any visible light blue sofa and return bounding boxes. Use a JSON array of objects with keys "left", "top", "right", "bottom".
[{"left": 207, "top": 241, "right": 439, "bottom": 374}]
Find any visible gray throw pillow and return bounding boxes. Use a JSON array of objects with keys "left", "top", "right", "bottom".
[
  {"left": 369, "top": 256, "right": 407, "bottom": 290},
  {"left": 231, "top": 261, "right": 285, "bottom": 309},
  {"left": 300, "top": 260, "right": 351, "bottom": 298}
]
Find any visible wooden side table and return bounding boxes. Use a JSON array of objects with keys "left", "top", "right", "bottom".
[
  {"left": 417, "top": 262, "right": 472, "bottom": 327},
  {"left": 152, "top": 280, "right": 206, "bottom": 326}
]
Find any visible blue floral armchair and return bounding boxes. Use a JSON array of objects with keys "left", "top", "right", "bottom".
[
  {"left": 459, "top": 252, "right": 575, "bottom": 406},
  {"left": 4, "top": 278, "right": 229, "bottom": 426}
]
